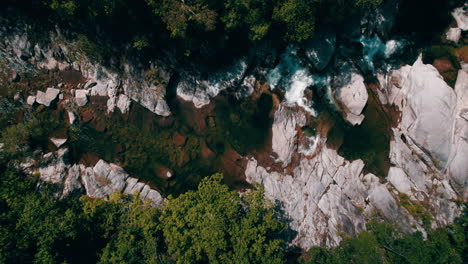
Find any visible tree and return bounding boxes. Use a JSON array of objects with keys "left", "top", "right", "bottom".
[
  {"left": 160, "top": 174, "right": 285, "bottom": 263},
  {"left": 222, "top": 0, "right": 273, "bottom": 40},
  {"left": 82, "top": 193, "right": 164, "bottom": 264},
  {"left": 146, "top": 0, "right": 217, "bottom": 38},
  {"left": 272, "top": 0, "right": 316, "bottom": 42}
]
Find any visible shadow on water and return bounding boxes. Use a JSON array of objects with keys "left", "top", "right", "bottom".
[{"left": 314, "top": 81, "right": 392, "bottom": 178}]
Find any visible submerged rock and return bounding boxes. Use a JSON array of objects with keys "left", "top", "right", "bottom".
[{"left": 303, "top": 31, "right": 336, "bottom": 71}]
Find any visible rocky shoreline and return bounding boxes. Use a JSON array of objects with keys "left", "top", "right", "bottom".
[{"left": 0, "top": 1, "right": 467, "bottom": 250}]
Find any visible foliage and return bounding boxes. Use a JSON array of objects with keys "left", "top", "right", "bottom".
[
  {"left": 397, "top": 193, "right": 433, "bottom": 229},
  {"left": 222, "top": 0, "right": 273, "bottom": 40},
  {"left": 49, "top": 0, "right": 76, "bottom": 15},
  {"left": 146, "top": 0, "right": 217, "bottom": 38},
  {"left": 272, "top": 0, "right": 316, "bottom": 41},
  {"left": 160, "top": 174, "right": 285, "bottom": 263}
]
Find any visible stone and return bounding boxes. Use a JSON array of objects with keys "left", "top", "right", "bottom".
[
  {"left": 123, "top": 177, "right": 139, "bottom": 195},
  {"left": 334, "top": 71, "right": 368, "bottom": 125},
  {"left": 26, "top": 95, "right": 36, "bottom": 105},
  {"left": 448, "top": 70, "right": 468, "bottom": 198},
  {"left": 36, "top": 88, "right": 60, "bottom": 107},
  {"left": 452, "top": 4, "right": 468, "bottom": 31},
  {"left": 117, "top": 94, "right": 131, "bottom": 114},
  {"left": 122, "top": 64, "right": 171, "bottom": 116},
  {"left": 93, "top": 159, "right": 112, "bottom": 179},
  {"left": 401, "top": 57, "right": 456, "bottom": 169},
  {"left": 62, "top": 164, "right": 82, "bottom": 196},
  {"left": 50, "top": 137, "right": 67, "bottom": 148},
  {"left": 90, "top": 83, "right": 108, "bottom": 97},
  {"left": 177, "top": 58, "right": 248, "bottom": 108},
  {"left": 39, "top": 148, "right": 69, "bottom": 184},
  {"left": 146, "top": 190, "right": 164, "bottom": 206},
  {"left": 75, "top": 89, "right": 88, "bottom": 107},
  {"left": 446, "top": 27, "right": 462, "bottom": 43},
  {"left": 271, "top": 105, "right": 306, "bottom": 167},
  {"left": 67, "top": 111, "right": 76, "bottom": 125},
  {"left": 235, "top": 75, "right": 256, "bottom": 99},
  {"left": 387, "top": 167, "right": 413, "bottom": 194}
]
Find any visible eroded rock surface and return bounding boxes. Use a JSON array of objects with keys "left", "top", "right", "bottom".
[{"left": 33, "top": 148, "right": 163, "bottom": 205}]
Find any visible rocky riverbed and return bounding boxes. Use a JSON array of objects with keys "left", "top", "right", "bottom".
[{"left": 0, "top": 1, "right": 467, "bottom": 250}]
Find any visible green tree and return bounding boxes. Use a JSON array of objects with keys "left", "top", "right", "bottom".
[
  {"left": 160, "top": 174, "right": 285, "bottom": 263},
  {"left": 82, "top": 193, "right": 164, "bottom": 264},
  {"left": 273, "top": 0, "right": 316, "bottom": 41},
  {"left": 146, "top": 0, "right": 217, "bottom": 38},
  {"left": 222, "top": 0, "right": 273, "bottom": 40}
]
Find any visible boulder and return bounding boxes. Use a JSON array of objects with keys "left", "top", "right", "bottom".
[
  {"left": 117, "top": 94, "right": 131, "bottom": 114},
  {"left": 333, "top": 71, "right": 368, "bottom": 125},
  {"left": 387, "top": 167, "right": 413, "bottom": 194},
  {"left": 452, "top": 4, "right": 468, "bottom": 31},
  {"left": 36, "top": 88, "right": 60, "bottom": 107},
  {"left": 177, "top": 59, "right": 248, "bottom": 108},
  {"left": 271, "top": 105, "right": 306, "bottom": 167},
  {"left": 75, "top": 89, "right": 88, "bottom": 107},
  {"left": 446, "top": 28, "right": 462, "bottom": 43},
  {"left": 50, "top": 137, "right": 68, "bottom": 148},
  {"left": 26, "top": 95, "right": 36, "bottom": 105},
  {"left": 401, "top": 57, "right": 456, "bottom": 169},
  {"left": 39, "top": 148, "right": 69, "bottom": 184},
  {"left": 67, "top": 111, "right": 76, "bottom": 125}
]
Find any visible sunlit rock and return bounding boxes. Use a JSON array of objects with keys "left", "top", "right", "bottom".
[
  {"left": 333, "top": 69, "right": 368, "bottom": 125},
  {"left": 36, "top": 87, "right": 59, "bottom": 107},
  {"left": 177, "top": 58, "right": 248, "bottom": 108}
]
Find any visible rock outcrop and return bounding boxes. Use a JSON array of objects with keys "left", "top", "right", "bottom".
[
  {"left": 401, "top": 57, "right": 456, "bottom": 169},
  {"left": 246, "top": 55, "right": 466, "bottom": 249},
  {"left": 176, "top": 59, "right": 248, "bottom": 108},
  {"left": 271, "top": 105, "right": 306, "bottom": 167},
  {"left": 28, "top": 148, "right": 164, "bottom": 205}
]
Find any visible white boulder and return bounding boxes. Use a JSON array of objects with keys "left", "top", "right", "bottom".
[
  {"left": 334, "top": 72, "right": 368, "bottom": 125},
  {"left": 75, "top": 89, "right": 88, "bottom": 107},
  {"left": 26, "top": 95, "right": 36, "bottom": 105},
  {"left": 446, "top": 28, "right": 462, "bottom": 43},
  {"left": 117, "top": 94, "right": 132, "bottom": 114},
  {"left": 36, "top": 88, "right": 60, "bottom": 107}
]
